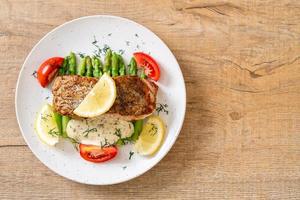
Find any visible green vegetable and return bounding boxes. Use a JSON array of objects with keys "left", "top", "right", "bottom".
[
  {"left": 92, "top": 56, "right": 103, "bottom": 77},
  {"left": 62, "top": 116, "right": 70, "bottom": 138},
  {"left": 77, "top": 57, "right": 86, "bottom": 76},
  {"left": 59, "top": 57, "right": 68, "bottom": 76},
  {"left": 68, "top": 52, "right": 77, "bottom": 75},
  {"left": 129, "top": 66, "right": 147, "bottom": 141},
  {"left": 131, "top": 120, "right": 143, "bottom": 141},
  {"left": 140, "top": 70, "right": 147, "bottom": 79},
  {"left": 58, "top": 53, "right": 74, "bottom": 138},
  {"left": 103, "top": 49, "right": 112, "bottom": 75},
  {"left": 53, "top": 112, "right": 62, "bottom": 135},
  {"left": 111, "top": 52, "right": 119, "bottom": 77},
  {"left": 55, "top": 56, "right": 71, "bottom": 136},
  {"left": 116, "top": 138, "right": 125, "bottom": 146},
  {"left": 118, "top": 54, "right": 126, "bottom": 75},
  {"left": 85, "top": 56, "right": 93, "bottom": 77},
  {"left": 129, "top": 57, "right": 137, "bottom": 75}
]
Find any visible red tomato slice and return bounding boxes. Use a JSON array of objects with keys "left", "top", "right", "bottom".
[
  {"left": 133, "top": 52, "right": 160, "bottom": 81},
  {"left": 37, "top": 57, "right": 64, "bottom": 87},
  {"left": 79, "top": 144, "right": 118, "bottom": 163}
]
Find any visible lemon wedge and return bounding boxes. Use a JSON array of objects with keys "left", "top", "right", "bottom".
[
  {"left": 35, "top": 104, "right": 59, "bottom": 146},
  {"left": 134, "top": 116, "right": 165, "bottom": 155},
  {"left": 73, "top": 73, "right": 116, "bottom": 118}
]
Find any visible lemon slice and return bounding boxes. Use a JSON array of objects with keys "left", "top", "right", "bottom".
[
  {"left": 73, "top": 73, "right": 116, "bottom": 118},
  {"left": 134, "top": 116, "right": 165, "bottom": 155},
  {"left": 35, "top": 104, "right": 59, "bottom": 146}
]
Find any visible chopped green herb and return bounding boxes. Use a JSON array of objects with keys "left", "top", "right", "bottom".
[
  {"left": 93, "top": 49, "right": 102, "bottom": 58},
  {"left": 156, "top": 103, "right": 169, "bottom": 115},
  {"left": 102, "top": 44, "right": 110, "bottom": 53},
  {"left": 77, "top": 52, "right": 86, "bottom": 58},
  {"left": 73, "top": 143, "right": 79, "bottom": 151},
  {"left": 31, "top": 70, "right": 37, "bottom": 78},
  {"left": 114, "top": 128, "right": 122, "bottom": 138},
  {"left": 41, "top": 115, "right": 48, "bottom": 121},
  {"left": 92, "top": 35, "right": 97, "bottom": 44},
  {"left": 129, "top": 151, "right": 134, "bottom": 160},
  {"left": 118, "top": 49, "right": 125, "bottom": 55},
  {"left": 92, "top": 46, "right": 102, "bottom": 57},
  {"left": 115, "top": 137, "right": 133, "bottom": 146},
  {"left": 48, "top": 128, "right": 59, "bottom": 137},
  {"left": 68, "top": 138, "right": 79, "bottom": 151},
  {"left": 82, "top": 127, "right": 97, "bottom": 137},
  {"left": 41, "top": 113, "right": 51, "bottom": 121},
  {"left": 92, "top": 36, "right": 107, "bottom": 57},
  {"left": 100, "top": 138, "right": 110, "bottom": 148},
  {"left": 149, "top": 123, "right": 158, "bottom": 136}
]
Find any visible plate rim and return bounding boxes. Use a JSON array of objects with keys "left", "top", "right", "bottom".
[{"left": 15, "top": 15, "right": 186, "bottom": 185}]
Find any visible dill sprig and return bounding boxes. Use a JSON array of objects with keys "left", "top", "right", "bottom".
[
  {"left": 118, "top": 49, "right": 125, "bottom": 55},
  {"left": 48, "top": 128, "right": 59, "bottom": 137},
  {"left": 41, "top": 114, "right": 48, "bottom": 121},
  {"left": 114, "top": 128, "right": 122, "bottom": 138},
  {"left": 100, "top": 138, "right": 110, "bottom": 148},
  {"left": 82, "top": 127, "right": 97, "bottom": 137},
  {"left": 102, "top": 44, "right": 110, "bottom": 54},
  {"left": 149, "top": 123, "right": 158, "bottom": 136},
  {"left": 77, "top": 52, "right": 86, "bottom": 58},
  {"left": 156, "top": 103, "right": 169, "bottom": 115},
  {"left": 31, "top": 70, "right": 37, "bottom": 78},
  {"left": 92, "top": 35, "right": 97, "bottom": 44},
  {"left": 129, "top": 151, "right": 134, "bottom": 160}
]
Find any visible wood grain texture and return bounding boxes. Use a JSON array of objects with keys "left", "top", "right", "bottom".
[{"left": 1, "top": 0, "right": 300, "bottom": 199}]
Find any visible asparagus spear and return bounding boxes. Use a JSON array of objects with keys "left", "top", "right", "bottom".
[
  {"left": 118, "top": 54, "right": 126, "bottom": 76},
  {"left": 131, "top": 120, "right": 143, "bottom": 141},
  {"left": 111, "top": 52, "right": 119, "bottom": 77},
  {"left": 61, "top": 53, "right": 76, "bottom": 138},
  {"left": 86, "top": 56, "right": 93, "bottom": 77},
  {"left": 54, "top": 57, "right": 69, "bottom": 136},
  {"left": 58, "top": 57, "right": 68, "bottom": 76},
  {"left": 103, "top": 49, "right": 112, "bottom": 75},
  {"left": 128, "top": 57, "right": 143, "bottom": 140},
  {"left": 129, "top": 57, "right": 137, "bottom": 75},
  {"left": 77, "top": 57, "right": 86, "bottom": 76},
  {"left": 68, "top": 52, "right": 77, "bottom": 75},
  {"left": 61, "top": 116, "right": 70, "bottom": 138},
  {"left": 92, "top": 56, "right": 103, "bottom": 77},
  {"left": 53, "top": 111, "right": 62, "bottom": 135}
]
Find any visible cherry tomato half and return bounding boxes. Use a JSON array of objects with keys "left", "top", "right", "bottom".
[
  {"left": 79, "top": 144, "right": 118, "bottom": 163},
  {"left": 37, "top": 57, "right": 64, "bottom": 87},
  {"left": 133, "top": 52, "right": 160, "bottom": 81}
]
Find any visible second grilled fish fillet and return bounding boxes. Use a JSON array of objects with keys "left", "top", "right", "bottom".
[{"left": 52, "top": 75, "right": 158, "bottom": 121}]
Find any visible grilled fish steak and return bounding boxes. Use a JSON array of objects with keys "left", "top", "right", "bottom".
[{"left": 52, "top": 75, "right": 158, "bottom": 120}]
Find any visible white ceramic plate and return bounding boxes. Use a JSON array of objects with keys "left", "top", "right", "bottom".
[{"left": 15, "top": 15, "right": 186, "bottom": 185}]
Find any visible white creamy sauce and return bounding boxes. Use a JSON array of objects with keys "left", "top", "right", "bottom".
[{"left": 66, "top": 115, "right": 134, "bottom": 146}]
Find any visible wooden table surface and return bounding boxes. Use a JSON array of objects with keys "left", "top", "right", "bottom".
[{"left": 1, "top": 0, "right": 300, "bottom": 199}]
